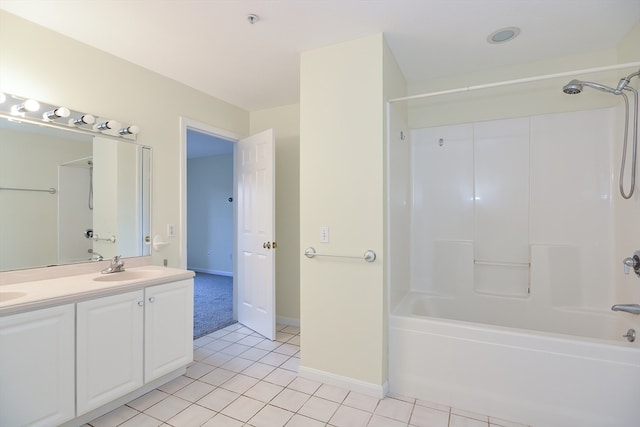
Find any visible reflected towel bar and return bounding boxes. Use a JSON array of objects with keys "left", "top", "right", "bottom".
[
  {"left": 0, "top": 186, "right": 57, "bottom": 194},
  {"left": 304, "top": 246, "right": 376, "bottom": 263}
]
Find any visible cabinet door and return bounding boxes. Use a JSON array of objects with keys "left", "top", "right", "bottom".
[
  {"left": 77, "top": 290, "right": 144, "bottom": 415},
  {"left": 144, "top": 279, "right": 194, "bottom": 382},
  {"left": 0, "top": 305, "right": 75, "bottom": 427}
]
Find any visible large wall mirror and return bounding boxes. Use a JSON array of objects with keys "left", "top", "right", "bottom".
[{"left": 0, "top": 117, "right": 151, "bottom": 272}]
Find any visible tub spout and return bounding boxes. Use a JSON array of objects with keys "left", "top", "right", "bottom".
[{"left": 611, "top": 304, "right": 640, "bottom": 315}]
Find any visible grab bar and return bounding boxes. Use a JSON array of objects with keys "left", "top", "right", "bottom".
[
  {"left": 474, "top": 260, "right": 530, "bottom": 267},
  {"left": 611, "top": 304, "right": 640, "bottom": 315},
  {"left": 304, "top": 247, "right": 376, "bottom": 263},
  {"left": 0, "top": 186, "right": 57, "bottom": 194}
]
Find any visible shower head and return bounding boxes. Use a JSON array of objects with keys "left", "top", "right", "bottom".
[
  {"left": 562, "top": 79, "right": 618, "bottom": 95},
  {"left": 562, "top": 80, "right": 583, "bottom": 94}
]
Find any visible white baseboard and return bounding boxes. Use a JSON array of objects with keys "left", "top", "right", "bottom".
[
  {"left": 276, "top": 316, "right": 300, "bottom": 327},
  {"left": 298, "top": 365, "right": 388, "bottom": 399},
  {"left": 189, "top": 267, "right": 233, "bottom": 277}
]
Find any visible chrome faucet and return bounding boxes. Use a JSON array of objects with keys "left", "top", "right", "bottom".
[
  {"left": 611, "top": 304, "right": 640, "bottom": 315},
  {"left": 101, "top": 255, "right": 125, "bottom": 274}
]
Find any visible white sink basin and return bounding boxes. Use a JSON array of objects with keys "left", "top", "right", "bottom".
[
  {"left": 0, "top": 291, "right": 28, "bottom": 302},
  {"left": 93, "top": 269, "right": 163, "bottom": 282}
]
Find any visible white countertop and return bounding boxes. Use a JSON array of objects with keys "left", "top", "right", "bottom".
[{"left": 0, "top": 265, "right": 195, "bottom": 316}]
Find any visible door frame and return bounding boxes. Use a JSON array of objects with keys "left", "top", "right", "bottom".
[{"left": 179, "top": 117, "right": 240, "bottom": 320}]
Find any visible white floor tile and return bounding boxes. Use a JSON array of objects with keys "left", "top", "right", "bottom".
[
  {"left": 239, "top": 347, "right": 270, "bottom": 361},
  {"left": 221, "top": 356, "right": 255, "bottom": 373},
  {"left": 374, "top": 397, "right": 413, "bottom": 423},
  {"left": 271, "top": 388, "right": 311, "bottom": 412},
  {"left": 126, "top": 389, "right": 169, "bottom": 412},
  {"left": 144, "top": 395, "right": 191, "bottom": 421},
  {"left": 197, "top": 387, "right": 240, "bottom": 412},
  {"left": 202, "top": 351, "right": 235, "bottom": 367},
  {"left": 314, "top": 383, "right": 349, "bottom": 403},
  {"left": 285, "top": 414, "right": 326, "bottom": 427},
  {"left": 264, "top": 367, "right": 297, "bottom": 386},
  {"left": 343, "top": 391, "right": 380, "bottom": 412},
  {"left": 249, "top": 404, "right": 295, "bottom": 427},
  {"left": 488, "top": 416, "right": 529, "bottom": 427},
  {"left": 166, "top": 404, "right": 216, "bottom": 427},
  {"left": 281, "top": 356, "right": 300, "bottom": 372},
  {"left": 260, "top": 351, "right": 291, "bottom": 367},
  {"left": 202, "top": 413, "right": 244, "bottom": 427},
  {"left": 243, "top": 361, "right": 277, "bottom": 379},
  {"left": 255, "top": 339, "right": 285, "bottom": 351},
  {"left": 238, "top": 335, "right": 265, "bottom": 347},
  {"left": 297, "top": 396, "right": 340, "bottom": 422},
  {"left": 329, "top": 404, "right": 371, "bottom": 427},
  {"left": 119, "top": 412, "right": 162, "bottom": 427},
  {"left": 220, "top": 395, "right": 265, "bottom": 422},
  {"left": 173, "top": 380, "right": 216, "bottom": 402},
  {"left": 220, "top": 342, "right": 252, "bottom": 356},
  {"left": 244, "top": 380, "right": 284, "bottom": 402},
  {"left": 220, "top": 373, "right": 260, "bottom": 394},
  {"left": 200, "top": 367, "right": 237, "bottom": 386},
  {"left": 156, "top": 375, "right": 193, "bottom": 394},
  {"left": 185, "top": 361, "right": 216, "bottom": 379},
  {"left": 452, "top": 408, "right": 489, "bottom": 422},
  {"left": 287, "top": 376, "right": 322, "bottom": 395},
  {"left": 450, "top": 414, "right": 490, "bottom": 427},
  {"left": 89, "top": 405, "right": 139, "bottom": 427},
  {"left": 367, "top": 414, "right": 408, "bottom": 427},
  {"left": 409, "top": 405, "right": 450, "bottom": 427},
  {"left": 415, "top": 399, "right": 450, "bottom": 413},
  {"left": 274, "top": 343, "right": 300, "bottom": 356}
]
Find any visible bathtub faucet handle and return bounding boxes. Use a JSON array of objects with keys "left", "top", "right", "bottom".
[{"left": 623, "top": 251, "right": 640, "bottom": 277}]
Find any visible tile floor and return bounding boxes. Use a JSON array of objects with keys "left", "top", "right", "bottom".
[{"left": 85, "top": 323, "right": 530, "bottom": 427}]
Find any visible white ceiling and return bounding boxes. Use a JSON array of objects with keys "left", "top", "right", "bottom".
[{"left": 1, "top": 0, "right": 639, "bottom": 112}]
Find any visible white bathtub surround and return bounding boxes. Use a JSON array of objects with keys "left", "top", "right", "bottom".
[
  {"left": 390, "top": 294, "right": 640, "bottom": 427},
  {"left": 387, "top": 105, "right": 640, "bottom": 427}
]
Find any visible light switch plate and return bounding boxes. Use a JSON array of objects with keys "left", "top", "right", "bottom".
[{"left": 319, "top": 226, "right": 329, "bottom": 243}]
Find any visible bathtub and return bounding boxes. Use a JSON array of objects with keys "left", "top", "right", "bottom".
[{"left": 388, "top": 292, "right": 640, "bottom": 427}]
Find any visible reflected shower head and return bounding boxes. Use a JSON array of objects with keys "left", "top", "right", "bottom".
[{"left": 562, "top": 79, "right": 618, "bottom": 95}]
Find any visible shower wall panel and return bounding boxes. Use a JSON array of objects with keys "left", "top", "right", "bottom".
[{"left": 410, "top": 108, "right": 615, "bottom": 308}]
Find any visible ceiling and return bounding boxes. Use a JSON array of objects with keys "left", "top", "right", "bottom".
[{"left": 1, "top": 0, "right": 639, "bottom": 113}]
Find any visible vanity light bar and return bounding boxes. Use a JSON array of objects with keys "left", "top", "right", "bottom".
[{"left": 0, "top": 93, "right": 139, "bottom": 141}]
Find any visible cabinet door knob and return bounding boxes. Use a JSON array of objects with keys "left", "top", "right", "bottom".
[
  {"left": 137, "top": 301, "right": 144, "bottom": 307},
  {"left": 148, "top": 297, "right": 156, "bottom": 303}
]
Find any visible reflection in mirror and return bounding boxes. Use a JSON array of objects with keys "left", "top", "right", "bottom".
[{"left": 0, "top": 118, "right": 151, "bottom": 271}]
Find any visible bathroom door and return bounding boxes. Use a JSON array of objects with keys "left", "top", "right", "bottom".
[{"left": 236, "top": 129, "right": 276, "bottom": 340}]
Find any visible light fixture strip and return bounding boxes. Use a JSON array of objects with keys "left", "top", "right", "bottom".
[{"left": 0, "top": 93, "right": 139, "bottom": 141}]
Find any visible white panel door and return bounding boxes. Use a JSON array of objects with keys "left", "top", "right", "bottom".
[{"left": 237, "top": 129, "right": 276, "bottom": 340}]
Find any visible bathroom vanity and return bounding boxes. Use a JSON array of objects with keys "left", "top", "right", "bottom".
[{"left": 0, "top": 264, "right": 194, "bottom": 427}]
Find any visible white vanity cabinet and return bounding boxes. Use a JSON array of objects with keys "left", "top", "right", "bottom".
[
  {"left": 76, "top": 290, "right": 145, "bottom": 415},
  {"left": 76, "top": 279, "right": 193, "bottom": 415},
  {"left": 0, "top": 304, "right": 75, "bottom": 427}
]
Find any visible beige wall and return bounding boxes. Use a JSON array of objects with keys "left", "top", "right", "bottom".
[
  {"left": 0, "top": 11, "right": 249, "bottom": 270},
  {"left": 250, "top": 104, "right": 301, "bottom": 322},
  {"left": 299, "top": 34, "right": 405, "bottom": 392}
]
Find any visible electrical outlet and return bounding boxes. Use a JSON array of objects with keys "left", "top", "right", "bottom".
[{"left": 319, "top": 226, "right": 329, "bottom": 243}]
